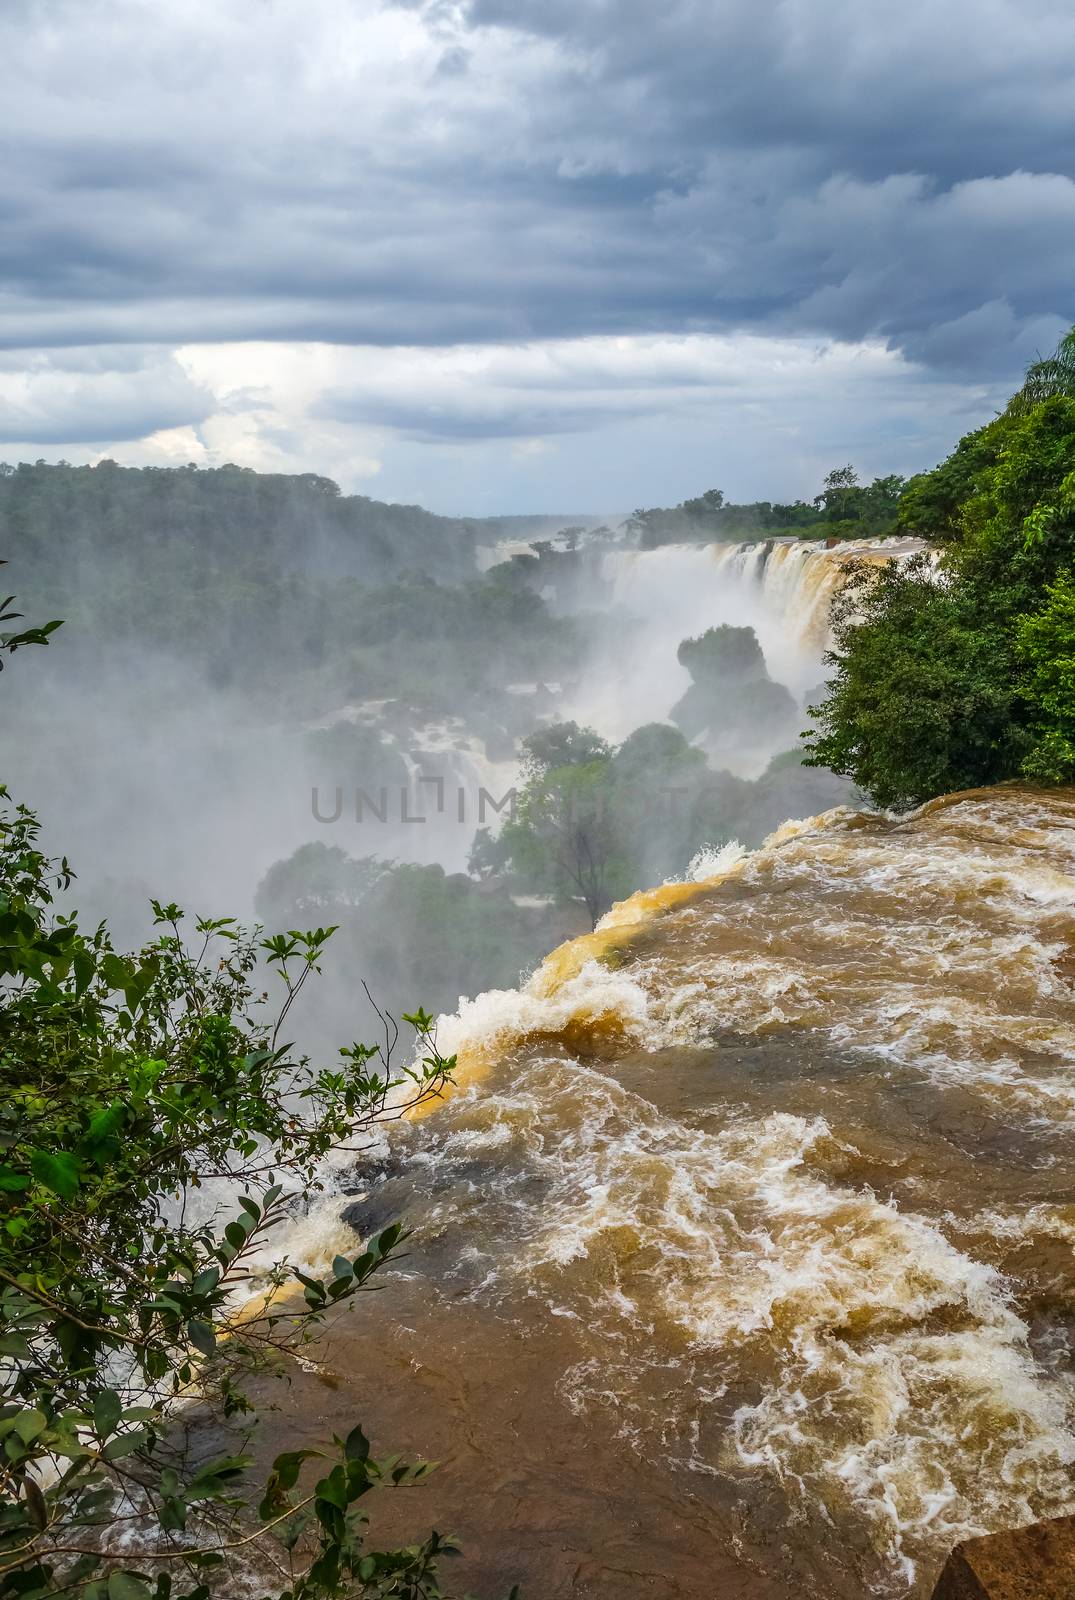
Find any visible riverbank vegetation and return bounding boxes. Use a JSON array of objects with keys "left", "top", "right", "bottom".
[
  {"left": 625, "top": 467, "right": 906, "bottom": 548},
  {"left": 807, "top": 329, "right": 1075, "bottom": 807}
]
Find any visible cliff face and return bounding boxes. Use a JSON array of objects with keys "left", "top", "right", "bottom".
[{"left": 287, "top": 787, "right": 1075, "bottom": 1599}]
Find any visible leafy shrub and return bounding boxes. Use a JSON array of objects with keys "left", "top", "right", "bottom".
[{"left": 0, "top": 782, "right": 508, "bottom": 1600}]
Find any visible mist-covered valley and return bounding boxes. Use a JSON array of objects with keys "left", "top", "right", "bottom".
[{"left": 3, "top": 457, "right": 871, "bottom": 1031}]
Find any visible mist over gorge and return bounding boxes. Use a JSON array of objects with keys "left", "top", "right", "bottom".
[{"left": 1, "top": 458, "right": 870, "bottom": 1016}]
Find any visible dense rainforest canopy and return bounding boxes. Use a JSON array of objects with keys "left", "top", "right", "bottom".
[
  {"left": 0, "top": 461, "right": 579, "bottom": 711},
  {"left": 807, "top": 329, "right": 1075, "bottom": 807},
  {"left": 626, "top": 467, "right": 906, "bottom": 548}
]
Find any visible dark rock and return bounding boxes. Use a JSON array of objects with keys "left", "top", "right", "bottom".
[{"left": 931, "top": 1514, "right": 1075, "bottom": 1599}]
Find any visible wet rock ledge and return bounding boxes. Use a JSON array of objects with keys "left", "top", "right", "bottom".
[{"left": 931, "top": 1515, "right": 1075, "bottom": 1599}]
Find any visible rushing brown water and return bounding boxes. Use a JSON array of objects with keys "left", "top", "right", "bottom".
[{"left": 269, "top": 787, "right": 1075, "bottom": 1598}]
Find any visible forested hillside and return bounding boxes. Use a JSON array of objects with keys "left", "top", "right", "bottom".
[
  {"left": 627, "top": 468, "right": 907, "bottom": 547},
  {"left": 0, "top": 459, "right": 579, "bottom": 709}
]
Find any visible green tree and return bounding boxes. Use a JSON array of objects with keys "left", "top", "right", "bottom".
[
  {"left": 814, "top": 468, "right": 905, "bottom": 536},
  {"left": 1012, "top": 324, "right": 1075, "bottom": 412},
  {"left": 259, "top": 847, "right": 552, "bottom": 1023},
  {"left": 504, "top": 762, "right": 625, "bottom": 931},
  {"left": 518, "top": 721, "right": 611, "bottom": 779},
  {"left": 672, "top": 626, "right": 796, "bottom": 745},
  {"left": 806, "top": 375, "right": 1075, "bottom": 807},
  {"left": 607, "top": 723, "right": 711, "bottom": 886},
  {"left": 0, "top": 793, "right": 478, "bottom": 1600},
  {"left": 1016, "top": 571, "right": 1075, "bottom": 783},
  {"left": 804, "top": 556, "right": 1023, "bottom": 809},
  {"left": 680, "top": 488, "right": 725, "bottom": 521},
  {"left": 490, "top": 724, "right": 625, "bottom": 929},
  {"left": 481, "top": 720, "right": 762, "bottom": 925},
  {"left": 676, "top": 624, "right": 766, "bottom": 682},
  {"left": 254, "top": 841, "right": 386, "bottom": 919}
]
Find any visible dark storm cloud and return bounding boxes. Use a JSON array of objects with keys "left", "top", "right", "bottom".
[
  {"left": 456, "top": 0, "right": 1075, "bottom": 182},
  {"left": 0, "top": 0, "right": 1072, "bottom": 386}
]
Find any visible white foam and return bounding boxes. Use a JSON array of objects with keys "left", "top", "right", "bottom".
[{"left": 433, "top": 957, "right": 652, "bottom": 1067}]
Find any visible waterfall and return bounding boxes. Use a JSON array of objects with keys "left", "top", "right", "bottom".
[{"left": 598, "top": 534, "right": 927, "bottom": 698}]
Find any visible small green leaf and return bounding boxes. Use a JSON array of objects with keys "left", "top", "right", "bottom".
[
  {"left": 314, "top": 1466, "right": 347, "bottom": 1511},
  {"left": 159, "top": 1495, "right": 187, "bottom": 1533},
  {"left": 13, "top": 1409, "right": 47, "bottom": 1444},
  {"left": 102, "top": 1427, "right": 149, "bottom": 1461},
  {"left": 224, "top": 1219, "right": 248, "bottom": 1251},
  {"left": 187, "top": 1319, "right": 216, "bottom": 1358},
  {"left": 108, "top": 1573, "right": 152, "bottom": 1600},
  {"left": 93, "top": 1389, "right": 122, "bottom": 1438},
  {"left": 84, "top": 1101, "right": 127, "bottom": 1153},
  {"left": 343, "top": 1424, "right": 369, "bottom": 1462},
  {"left": 29, "top": 1148, "right": 80, "bottom": 1199},
  {"left": 187, "top": 1454, "right": 250, "bottom": 1498}
]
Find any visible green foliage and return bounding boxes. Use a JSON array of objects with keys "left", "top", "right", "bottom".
[
  {"left": 606, "top": 724, "right": 718, "bottom": 888},
  {"left": 478, "top": 720, "right": 781, "bottom": 927},
  {"left": 896, "top": 413, "right": 1014, "bottom": 543},
  {"left": 255, "top": 843, "right": 388, "bottom": 920},
  {"left": 256, "top": 851, "right": 553, "bottom": 1024},
  {"left": 0, "top": 569, "right": 62, "bottom": 671},
  {"left": 0, "top": 783, "right": 498, "bottom": 1600},
  {"left": 679, "top": 488, "right": 725, "bottom": 519},
  {"left": 807, "top": 370, "right": 1075, "bottom": 807},
  {"left": 1011, "top": 324, "right": 1075, "bottom": 412},
  {"left": 518, "top": 722, "right": 611, "bottom": 780},
  {"left": 0, "top": 461, "right": 578, "bottom": 716},
  {"left": 956, "top": 396, "right": 1075, "bottom": 616},
  {"left": 813, "top": 468, "right": 905, "bottom": 537},
  {"left": 496, "top": 756, "right": 628, "bottom": 931},
  {"left": 676, "top": 625, "right": 765, "bottom": 681},
  {"left": 627, "top": 467, "right": 904, "bottom": 548},
  {"left": 1016, "top": 571, "right": 1075, "bottom": 782},
  {"left": 804, "top": 557, "right": 1024, "bottom": 810},
  {"left": 672, "top": 626, "right": 796, "bottom": 745},
  {"left": 266, "top": 713, "right": 819, "bottom": 966}
]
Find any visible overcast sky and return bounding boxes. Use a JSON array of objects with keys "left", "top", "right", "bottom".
[{"left": 1, "top": 0, "right": 1072, "bottom": 512}]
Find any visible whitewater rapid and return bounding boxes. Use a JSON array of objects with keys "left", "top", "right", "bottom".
[{"left": 268, "top": 788, "right": 1075, "bottom": 1598}]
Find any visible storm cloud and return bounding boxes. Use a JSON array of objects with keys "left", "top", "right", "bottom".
[{"left": 0, "top": 0, "right": 1071, "bottom": 505}]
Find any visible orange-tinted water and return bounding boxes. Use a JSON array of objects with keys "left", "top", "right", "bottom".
[{"left": 269, "top": 788, "right": 1075, "bottom": 1597}]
